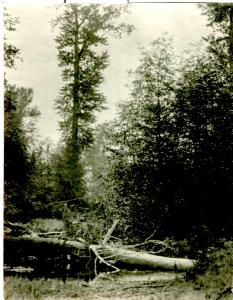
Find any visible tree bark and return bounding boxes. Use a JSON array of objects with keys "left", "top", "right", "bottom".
[{"left": 90, "top": 245, "right": 196, "bottom": 271}]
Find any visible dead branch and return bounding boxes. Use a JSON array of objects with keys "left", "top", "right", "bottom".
[
  {"left": 37, "top": 231, "right": 65, "bottom": 235},
  {"left": 89, "top": 244, "right": 120, "bottom": 274},
  {"left": 125, "top": 239, "right": 172, "bottom": 250},
  {"left": 102, "top": 220, "right": 119, "bottom": 246}
]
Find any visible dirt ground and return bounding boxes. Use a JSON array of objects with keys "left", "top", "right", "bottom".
[
  {"left": 5, "top": 271, "right": 233, "bottom": 300},
  {"left": 42, "top": 284, "right": 233, "bottom": 300},
  {"left": 41, "top": 282, "right": 231, "bottom": 300}
]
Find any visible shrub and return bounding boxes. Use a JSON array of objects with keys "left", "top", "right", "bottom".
[{"left": 189, "top": 240, "right": 233, "bottom": 292}]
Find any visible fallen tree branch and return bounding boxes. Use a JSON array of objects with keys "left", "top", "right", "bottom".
[
  {"left": 89, "top": 245, "right": 120, "bottom": 274},
  {"left": 124, "top": 239, "right": 173, "bottom": 252},
  {"left": 37, "top": 231, "right": 65, "bottom": 236},
  {"left": 119, "top": 284, "right": 167, "bottom": 290},
  {"left": 102, "top": 220, "right": 119, "bottom": 246}
]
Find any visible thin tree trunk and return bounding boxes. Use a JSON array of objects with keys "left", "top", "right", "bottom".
[
  {"left": 229, "top": 7, "right": 233, "bottom": 73},
  {"left": 72, "top": 5, "right": 80, "bottom": 157}
]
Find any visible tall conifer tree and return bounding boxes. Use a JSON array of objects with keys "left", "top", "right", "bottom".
[{"left": 53, "top": 4, "right": 133, "bottom": 203}]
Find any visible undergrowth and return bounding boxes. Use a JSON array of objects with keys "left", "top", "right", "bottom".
[{"left": 188, "top": 240, "right": 233, "bottom": 292}]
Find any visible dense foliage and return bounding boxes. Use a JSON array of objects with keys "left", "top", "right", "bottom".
[
  {"left": 88, "top": 5, "right": 233, "bottom": 247},
  {"left": 4, "top": 84, "right": 32, "bottom": 220},
  {"left": 4, "top": 4, "right": 233, "bottom": 251},
  {"left": 4, "top": 12, "right": 41, "bottom": 221}
]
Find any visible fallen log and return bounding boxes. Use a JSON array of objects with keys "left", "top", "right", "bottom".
[
  {"left": 4, "top": 235, "right": 88, "bottom": 268},
  {"left": 5, "top": 235, "right": 195, "bottom": 272},
  {"left": 4, "top": 235, "right": 93, "bottom": 279},
  {"left": 90, "top": 245, "right": 196, "bottom": 271},
  {"left": 5, "top": 235, "right": 86, "bottom": 252},
  {"left": 5, "top": 231, "right": 196, "bottom": 274}
]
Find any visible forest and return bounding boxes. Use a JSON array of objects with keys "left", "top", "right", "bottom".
[{"left": 3, "top": 3, "right": 233, "bottom": 300}]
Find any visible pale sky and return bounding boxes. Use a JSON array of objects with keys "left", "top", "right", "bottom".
[{"left": 5, "top": 3, "right": 210, "bottom": 143}]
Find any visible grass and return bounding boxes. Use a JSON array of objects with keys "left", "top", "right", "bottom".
[
  {"left": 4, "top": 276, "right": 91, "bottom": 300},
  {"left": 4, "top": 275, "right": 215, "bottom": 300}
]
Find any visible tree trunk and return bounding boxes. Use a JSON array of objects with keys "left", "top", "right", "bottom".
[
  {"left": 5, "top": 235, "right": 196, "bottom": 272},
  {"left": 71, "top": 4, "right": 80, "bottom": 157},
  {"left": 5, "top": 235, "right": 87, "bottom": 254},
  {"left": 90, "top": 245, "right": 196, "bottom": 271},
  {"left": 229, "top": 7, "right": 233, "bottom": 73}
]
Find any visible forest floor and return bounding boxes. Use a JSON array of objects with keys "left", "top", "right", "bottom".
[{"left": 4, "top": 271, "right": 232, "bottom": 300}]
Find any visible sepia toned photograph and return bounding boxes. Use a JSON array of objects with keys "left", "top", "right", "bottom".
[{"left": 3, "top": 1, "right": 233, "bottom": 299}]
